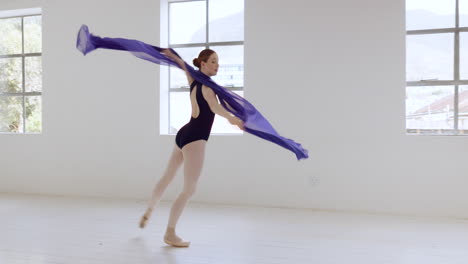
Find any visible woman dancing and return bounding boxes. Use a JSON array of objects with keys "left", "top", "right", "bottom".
[
  {"left": 138, "top": 49, "right": 243, "bottom": 247},
  {"left": 76, "top": 24, "right": 308, "bottom": 247}
]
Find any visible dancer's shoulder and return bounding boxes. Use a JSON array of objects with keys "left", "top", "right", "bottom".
[{"left": 201, "top": 85, "right": 214, "bottom": 94}]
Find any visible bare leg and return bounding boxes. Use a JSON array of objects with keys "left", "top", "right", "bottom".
[
  {"left": 164, "top": 140, "right": 206, "bottom": 247},
  {"left": 139, "top": 145, "right": 183, "bottom": 228}
]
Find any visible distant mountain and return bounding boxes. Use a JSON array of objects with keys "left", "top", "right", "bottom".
[{"left": 191, "top": 12, "right": 244, "bottom": 43}]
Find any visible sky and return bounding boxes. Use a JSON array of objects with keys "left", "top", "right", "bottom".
[{"left": 406, "top": 0, "right": 467, "bottom": 15}]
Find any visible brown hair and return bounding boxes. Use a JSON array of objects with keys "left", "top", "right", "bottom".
[{"left": 193, "top": 48, "right": 216, "bottom": 68}]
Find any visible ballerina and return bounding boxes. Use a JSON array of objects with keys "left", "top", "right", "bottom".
[{"left": 76, "top": 24, "right": 308, "bottom": 247}]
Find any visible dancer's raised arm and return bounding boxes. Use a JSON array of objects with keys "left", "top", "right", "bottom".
[
  {"left": 202, "top": 85, "right": 243, "bottom": 130},
  {"left": 161, "top": 49, "right": 194, "bottom": 86}
]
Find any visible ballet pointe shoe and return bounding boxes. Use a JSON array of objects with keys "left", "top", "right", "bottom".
[
  {"left": 139, "top": 208, "right": 153, "bottom": 229},
  {"left": 164, "top": 236, "right": 191, "bottom": 247},
  {"left": 164, "top": 229, "right": 191, "bottom": 247}
]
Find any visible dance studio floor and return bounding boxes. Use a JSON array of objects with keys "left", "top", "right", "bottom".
[{"left": 1, "top": 193, "right": 467, "bottom": 264}]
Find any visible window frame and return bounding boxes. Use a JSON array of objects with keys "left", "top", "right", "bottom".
[
  {"left": 166, "top": 0, "right": 244, "bottom": 134},
  {"left": 406, "top": 0, "right": 468, "bottom": 135},
  {"left": 0, "top": 10, "right": 42, "bottom": 134}
]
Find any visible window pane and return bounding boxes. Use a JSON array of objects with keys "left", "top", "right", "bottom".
[
  {"left": 170, "top": 47, "right": 203, "bottom": 88},
  {"left": 461, "top": 33, "right": 468, "bottom": 80},
  {"left": 209, "top": 0, "right": 244, "bottom": 42},
  {"left": 211, "top": 91, "right": 243, "bottom": 134},
  {"left": 0, "top": 57, "right": 23, "bottom": 93},
  {"left": 461, "top": 0, "right": 468, "bottom": 27},
  {"left": 406, "top": 86, "right": 454, "bottom": 130},
  {"left": 0, "top": 17, "right": 22, "bottom": 55},
  {"left": 169, "top": 92, "right": 191, "bottom": 133},
  {"left": 25, "top": 96, "right": 41, "bottom": 133},
  {"left": 406, "top": 0, "right": 456, "bottom": 30},
  {"left": 0, "top": 96, "right": 23, "bottom": 133},
  {"left": 24, "top": 15, "right": 42, "bottom": 54},
  {"left": 211, "top": 45, "right": 244, "bottom": 87},
  {"left": 406, "top": 34, "right": 453, "bottom": 81},
  {"left": 25, "top": 56, "right": 42, "bottom": 92},
  {"left": 169, "top": 1, "right": 206, "bottom": 45},
  {"left": 459, "top": 86, "right": 468, "bottom": 130}
]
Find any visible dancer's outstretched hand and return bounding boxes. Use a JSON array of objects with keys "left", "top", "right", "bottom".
[
  {"left": 161, "top": 49, "right": 180, "bottom": 62},
  {"left": 229, "top": 116, "right": 244, "bottom": 131}
]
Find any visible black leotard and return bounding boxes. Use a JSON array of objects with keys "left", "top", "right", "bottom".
[{"left": 175, "top": 80, "right": 215, "bottom": 149}]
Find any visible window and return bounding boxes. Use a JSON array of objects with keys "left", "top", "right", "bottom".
[
  {"left": 0, "top": 8, "right": 42, "bottom": 134},
  {"left": 406, "top": 0, "right": 468, "bottom": 135},
  {"left": 162, "top": 0, "right": 244, "bottom": 134}
]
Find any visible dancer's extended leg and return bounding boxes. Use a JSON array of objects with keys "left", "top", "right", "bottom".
[{"left": 139, "top": 145, "right": 183, "bottom": 228}]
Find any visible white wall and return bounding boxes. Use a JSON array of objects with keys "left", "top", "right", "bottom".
[{"left": 2, "top": 0, "right": 468, "bottom": 219}]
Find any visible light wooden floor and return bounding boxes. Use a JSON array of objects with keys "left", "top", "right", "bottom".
[{"left": 1, "top": 193, "right": 468, "bottom": 264}]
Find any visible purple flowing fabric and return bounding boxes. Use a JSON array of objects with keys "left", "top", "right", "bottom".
[{"left": 76, "top": 25, "right": 308, "bottom": 160}]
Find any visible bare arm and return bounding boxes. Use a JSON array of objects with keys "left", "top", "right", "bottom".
[
  {"left": 161, "top": 49, "right": 194, "bottom": 86},
  {"left": 201, "top": 85, "right": 244, "bottom": 130}
]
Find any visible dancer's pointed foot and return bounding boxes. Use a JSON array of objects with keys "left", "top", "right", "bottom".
[
  {"left": 164, "top": 228, "right": 191, "bottom": 247},
  {"left": 139, "top": 208, "right": 153, "bottom": 229}
]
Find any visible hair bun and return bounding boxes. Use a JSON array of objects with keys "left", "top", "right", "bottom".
[
  {"left": 193, "top": 58, "right": 200, "bottom": 68},
  {"left": 193, "top": 49, "right": 215, "bottom": 68}
]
